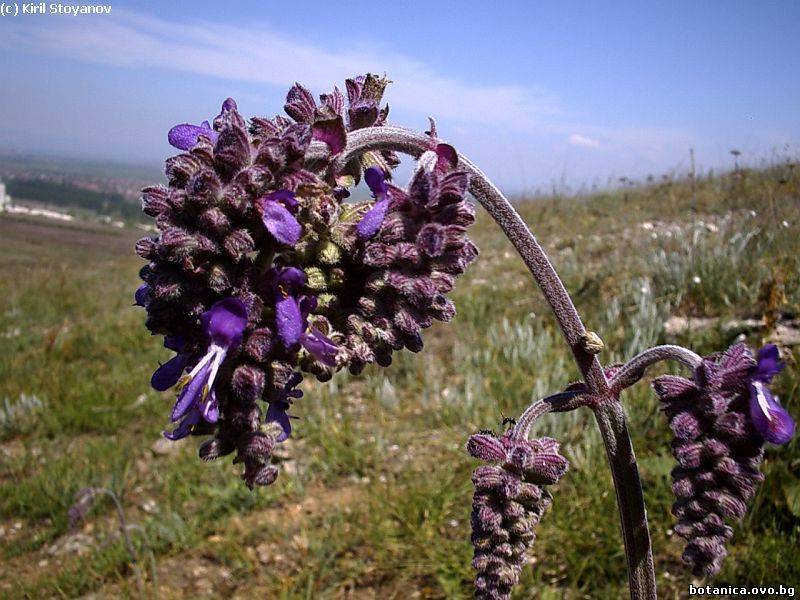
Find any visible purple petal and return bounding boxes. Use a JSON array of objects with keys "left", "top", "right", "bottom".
[
  {"left": 301, "top": 327, "right": 338, "bottom": 366},
  {"left": 266, "top": 189, "right": 299, "bottom": 212},
  {"left": 200, "top": 389, "right": 219, "bottom": 423},
  {"left": 266, "top": 401, "right": 292, "bottom": 442},
  {"left": 275, "top": 294, "right": 304, "bottom": 348},
  {"left": 134, "top": 284, "right": 151, "bottom": 307},
  {"left": 298, "top": 295, "right": 318, "bottom": 320},
  {"left": 164, "top": 408, "right": 201, "bottom": 440},
  {"left": 168, "top": 122, "right": 218, "bottom": 151},
  {"left": 749, "top": 381, "right": 796, "bottom": 445},
  {"left": 269, "top": 266, "right": 306, "bottom": 292},
  {"left": 171, "top": 360, "right": 212, "bottom": 422},
  {"left": 755, "top": 344, "right": 784, "bottom": 383},
  {"left": 356, "top": 197, "right": 390, "bottom": 239},
  {"left": 201, "top": 298, "right": 248, "bottom": 348},
  {"left": 260, "top": 199, "right": 302, "bottom": 245},
  {"left": 151, "top": 354, "right": 189, "bottom": 391},
  {"left": 364, "top": 166, "right": 387, "bottom": 198},
  {"left": 163, "top": 335, "right": 184, "bottom": 353}
]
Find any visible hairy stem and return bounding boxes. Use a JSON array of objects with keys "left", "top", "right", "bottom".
[
  {"left": 312, "top": 126, "right": 657, "bottom": 599},
  {"left": 512, "top": 390, "right": 590, "bottom": 439},
  {"left": 611, "top": 345, "right": 702, "bottom": 394}
]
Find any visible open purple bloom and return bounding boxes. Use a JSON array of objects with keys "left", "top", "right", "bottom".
[
  {"left": 259, "top": 190, "right": 302, "bottom": 245},
  {"left": 748, "top": 344, "right": 794, "bottom": 445},
  {"left": 268, "top": 266, "right": 307, "bottom": 347},
  {"left": 267, "top": 267, "right": 339, "bottom": 365},
  {"left": 356, "top": 167, "right": 390, "bottom": 239},
  {"left": 301, "top": 327, "right": 338, "bottom": 367},
  {"left": 165, "top": 298, "right": 248, "bottom": 440},
  {"left": 168, "top": 120, "right": 219, "bottom": 151}
]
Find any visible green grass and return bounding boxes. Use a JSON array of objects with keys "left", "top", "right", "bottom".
[{"left": 0, "top": 163, "right": 799, "bottom": 599}]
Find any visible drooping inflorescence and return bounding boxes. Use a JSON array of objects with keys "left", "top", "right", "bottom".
[
  {"left": 135, "top": 74, "right": 477, "bottom": 488},
  {"left": 133, "top": 70, "right": 795, "bottom": 596},
  {"left": 466, "top": 429, "right": 568, "bottom": 599},
  {"left": 653, "top": 343, "right": 794, "bottom": 576}
]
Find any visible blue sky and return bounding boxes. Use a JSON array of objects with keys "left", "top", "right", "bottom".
[{"left": 1, "top": 0, "right": 798, "bottom": 190}]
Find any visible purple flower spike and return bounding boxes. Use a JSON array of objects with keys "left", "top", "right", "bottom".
[
  {"left": 259, "top": 190, "right": 302, "bottom": 245},
  {"left": 168, "top": 120, "right": 219, "bottom": 151},
  {"left": 165, "top": 298, "right": 247, "bottom": 439},
  {"left": 357, "top": 167, "right": 391, "bottom": 239},
  {"left": 749, "top": 345, "right": 794, "bottom": 445}
]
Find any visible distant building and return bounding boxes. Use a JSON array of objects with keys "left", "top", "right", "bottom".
[{"left": 0, "top": 179, "right": 8, "bottom": 211}]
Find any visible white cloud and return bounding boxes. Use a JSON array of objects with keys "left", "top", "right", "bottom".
[
  {"left": 0, "top": 10, "right": 560, "bottom": 128},
  {"left": 568, "top": 133, "right": 601, "bottom": 149},
  {"left": 0, "top": 9, "right": 716, "bottom": 187}
]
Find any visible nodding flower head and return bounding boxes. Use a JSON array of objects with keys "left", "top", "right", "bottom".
[
  {"left": 466, "top": 429, "right": 567, "bottom": 600},
  {"left": 653, "top": 342, "right": 795, "bottom": 577},
  {"left": 136, "top": 75, "right": 477, "bottom": 487}
]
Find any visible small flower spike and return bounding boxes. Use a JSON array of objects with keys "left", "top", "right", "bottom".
[
  {"left": 467, "top": 429, "right": 568, "bottom": 599},
  {"left": 653, "top": 343, "right": 795, "bottom": 577}
]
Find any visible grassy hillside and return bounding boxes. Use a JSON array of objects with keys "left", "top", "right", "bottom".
[{"left": 0, "top": 164, "right": 798, "bottom": 599}]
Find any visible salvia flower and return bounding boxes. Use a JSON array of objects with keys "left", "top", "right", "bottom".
[
  {"left": 136, "top": 74, "right": 477, "bottom": 487},
  {"left": 165, "top": 298, "right": 247, "bottom": 440},
  {"left": 748, "top": 344, "right": 795, "bottom": 444},
  {"left": 168, "top": 119, "right": 218, "bottom": 151},
  {"left": 356, "top": 167, "right": 390, "bottom": 239},
  {"left": 259, "top": 190, "right": 302, "bottom": 245},
  {"left": 652, "top": 342, "right": 795, "bottom": 577},
  {"left": 466, "top": 429, "right": 568, "bottom": 599}
]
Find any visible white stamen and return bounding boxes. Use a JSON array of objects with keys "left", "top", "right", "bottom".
[
  {"left": 186, "top": 348, "right": 216, "bottom": 380},
  {"left": 753, "top": 381, "right": 774, "bottom": 422},
  {"left": 204, "top": 344, "right": 227, "bottom": 394}
]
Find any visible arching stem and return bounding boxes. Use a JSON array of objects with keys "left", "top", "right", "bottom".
[
  {"left": 611, "top": 345, "right": 702, "bottom": 394},
  {"left": 309, "top": 126, "right": 658, "bottom": 600}
]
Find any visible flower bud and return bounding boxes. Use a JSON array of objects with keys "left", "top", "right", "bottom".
[
  {"left": 316, "top": 240, "right": 342, "bottom": 265},
  {"left": 223, "top": 229, "right": 255, "bottom": 261},
  {"left": 244, "top": 328, "right": 274, "bottom": 362},
  {"left": 141, "top": 186, "right": 170, "bottom": 217},
  {"left": 304, "top": 267, "right": 327, "bottom": 291}
]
